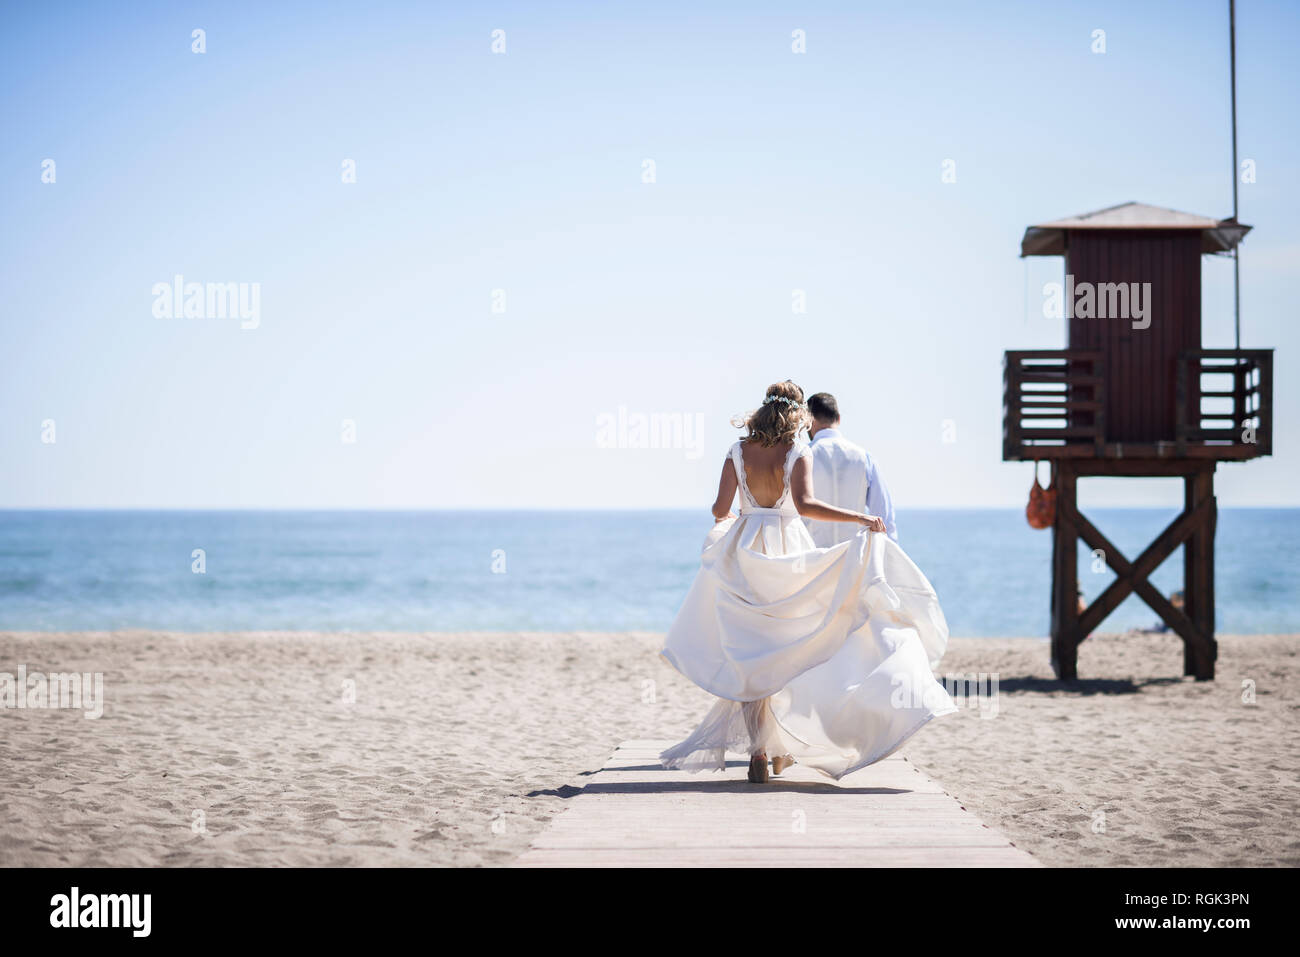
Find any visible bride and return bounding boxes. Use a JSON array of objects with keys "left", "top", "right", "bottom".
[{"left": 659, "top": 380, "right": 957, "bottom": 783}]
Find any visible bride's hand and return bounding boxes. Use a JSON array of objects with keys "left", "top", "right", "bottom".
[
  {"left": 715, "top": 512, "right": 737, "bottom": 524},
  {"left": 859, "top": 514, "right": 887, "bottom": 533}
]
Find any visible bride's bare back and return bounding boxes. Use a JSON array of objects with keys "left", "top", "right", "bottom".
[
  {"left": 710, "top": 437, "right": 886, "bottom": 530},
  {"left": 739, "top": 440, "right": 794, "bottom": 508}
]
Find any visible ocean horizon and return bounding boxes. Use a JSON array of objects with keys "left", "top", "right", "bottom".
[{"left": 1, "top": 507, "right": 1295, "bottom": 636}]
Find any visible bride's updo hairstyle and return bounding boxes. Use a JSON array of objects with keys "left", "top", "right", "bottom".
[{"left": 732, "top": 380, "right": 809, "bottom": 447}]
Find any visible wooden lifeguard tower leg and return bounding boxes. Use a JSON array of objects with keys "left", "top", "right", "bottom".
[
  {"left": 1049, "top": 460, "right": 1219, "bottom": 682},
  {"left": 1049, "top": 462, "right": 1080, "bottom": 681},
  {"left": 1183, "top": 466, "right": 1218, "bottom": 679}
]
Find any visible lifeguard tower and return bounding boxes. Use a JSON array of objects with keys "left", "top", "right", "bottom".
[{"left": 1003, "top": 202, "right": 1272, "bottom": 680}]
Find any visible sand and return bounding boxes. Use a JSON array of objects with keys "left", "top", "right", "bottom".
[{"left": 0, "top": 630, "right": 1296, "bottom": 867}]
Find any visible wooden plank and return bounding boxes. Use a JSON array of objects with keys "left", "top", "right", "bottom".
[
  {"left": 1257, "top": 351, "right": 1273, "bottom": 455},
  {"left": 1018, "top": 372, "right": 1102, "bottom": 384},
  {"left": 1006, "top": 442, "right": 1268, "bottom": 462},
  {"left": 1049, "top": 463, "right": 1078, "bottom": 680},
  {"left": 1176, "top": 349, "right": 1189, "bottom": 453},
  {"left": 1090, "top": 352, "right": 1106, "bottom": 454},
  {"left": 1003, "top": 358, "right": 1019, "bottom": 461},
  {"left": 1069, "top": 457, "right": 1216, "bottom": 476},
  {"left": 1006, "top": 349, "right": 1102, "bottom": 361},
  {"left": 1018, "top": 400, "right": 1103, "bottom": 410},
  {"left": 1195, "top": 348, "right": 1273, "bottom": 359},
  {"left": 1183, "top": 470, "right": 1218, "bottom": 679},
  {"left": 514, "top": 846, "right": 1041, "bottom": 868},
  {"left": 513, "top": 743, "right": 1040, "bottom": 869},
  {"left": 1018, "top": 426, "right": 1101, "bottom": 437}
]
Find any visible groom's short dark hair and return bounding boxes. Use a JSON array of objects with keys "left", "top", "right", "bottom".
[{"left": 808, "top": 393, "right": 840, "bottom": 423}]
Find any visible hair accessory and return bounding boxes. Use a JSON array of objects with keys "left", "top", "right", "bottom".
[{"left": 763, "top": 395, "right": 804, "bottom": 410}]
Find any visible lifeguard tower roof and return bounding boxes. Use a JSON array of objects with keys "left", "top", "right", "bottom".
[{"left": 1020, "top": 201, "right": 1251, "bottom": 257}]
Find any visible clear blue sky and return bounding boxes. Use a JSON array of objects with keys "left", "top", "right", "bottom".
[{"left": 2, "top": 0, "right": 1296, "bottom": 509}]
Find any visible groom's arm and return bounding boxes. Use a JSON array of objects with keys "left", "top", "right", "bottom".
[{"left": 865, "top": 456, "right": 898, "bottom": 543}]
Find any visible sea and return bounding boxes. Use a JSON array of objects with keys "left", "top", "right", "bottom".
[{"left": 0, "top": 509, "right": 1295, "bottom": 636}]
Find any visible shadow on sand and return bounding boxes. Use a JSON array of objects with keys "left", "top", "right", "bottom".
[
  {"left": 990, "top": 675, "right": 1188, "bottom": 695},
  {"left": 528, "top": 761, "right": 910, "bottom": 798}
]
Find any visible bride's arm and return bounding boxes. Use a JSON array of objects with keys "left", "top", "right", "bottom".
[
  {"left": 711, "top": 456, "right": 739, "bottom": 521},
  {"left": 790, "top": 457, "right": 887, "bottom": 532}
]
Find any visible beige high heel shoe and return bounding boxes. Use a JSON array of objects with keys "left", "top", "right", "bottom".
[{"left": 771, "top": 754, "right": 795, "bottom": 775}]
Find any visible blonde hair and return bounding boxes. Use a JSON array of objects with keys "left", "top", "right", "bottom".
[{"left": 731, "top": 380, "right": 809, "bottom": 447}]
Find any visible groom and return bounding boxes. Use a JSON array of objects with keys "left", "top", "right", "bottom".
[{"left": 804, "top": 392, "right": 898, "bottom": 547}]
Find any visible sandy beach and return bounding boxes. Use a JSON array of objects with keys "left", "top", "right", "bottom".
[{"left": 0, "top": 630, "right": 1296, "bottom": 867}]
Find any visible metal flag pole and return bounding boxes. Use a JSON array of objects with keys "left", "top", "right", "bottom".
[{"left": 1231, "top": 0, "right": 1241, "bottom": 349}]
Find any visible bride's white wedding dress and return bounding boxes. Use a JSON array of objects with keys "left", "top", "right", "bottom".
[{"left": 659, "top": 439, "right": 957, "bottom": 780}]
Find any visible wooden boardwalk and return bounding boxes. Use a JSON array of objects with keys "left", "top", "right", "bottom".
[{"left": 514, "top": 739, "right": 1041, "bottom": 867}]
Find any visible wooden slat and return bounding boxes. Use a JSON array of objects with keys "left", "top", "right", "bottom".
[
  {"left": 514, "top": 846, "right": 1043, "bottom": 867},
  {"left": 1018, "top": 399, "right": 1102, "bottom": 410},
  {"left": 1018, "top": 426, "right": 1099, "bottom": 437},
  {"left": 1194, "top": 348, "right": 1272, "bottom": 359},
  {"left": 1018, "top": 372, "right": 1102, "bottom": 384},
  {"left": 513, "top": 742, "right": 1041, "bottom": 869},
  {"left": 1005, "top": 349, "right": 1102, "bottom": 361}
]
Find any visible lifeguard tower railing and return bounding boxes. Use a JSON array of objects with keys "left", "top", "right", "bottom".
[{"left": 1003, "top": 348, "right": 1272, "bottom": 461}]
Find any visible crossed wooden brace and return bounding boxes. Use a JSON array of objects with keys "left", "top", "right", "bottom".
[{"left": 1059, "top": 495, "right": 1213, "bottom": 652}]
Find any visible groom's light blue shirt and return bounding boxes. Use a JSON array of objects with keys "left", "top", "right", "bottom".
[{"left": 807, "top": 428, "right": 898, "bottom": 544}]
